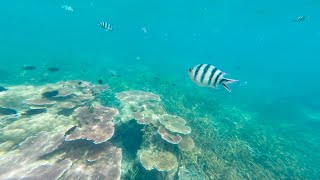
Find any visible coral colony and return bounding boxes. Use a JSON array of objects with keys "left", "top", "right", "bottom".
[{"left": 0, "top": 81, "right": 195, "bottom": 179}]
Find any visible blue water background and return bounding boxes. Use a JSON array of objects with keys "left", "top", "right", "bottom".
[{"left": 0, "top": 0, "right": 319, "bottom": 178}]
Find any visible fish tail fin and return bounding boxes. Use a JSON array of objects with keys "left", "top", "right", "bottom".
[{"left": 221, "top": 78, "right": 238, "bottom": 92}]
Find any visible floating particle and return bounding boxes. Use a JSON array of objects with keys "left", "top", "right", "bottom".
[{"left": 141, "top": 27, "right": 147, "bottom": 33}]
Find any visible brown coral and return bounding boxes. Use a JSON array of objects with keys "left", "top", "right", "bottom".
[
  {"left": 178, "top": 135, "right": 195, "bottom": 151},
  {"left": 61, "top": 145, "right": 122, "bottom": 180},
  {"left": 116, "top": 90, "right": 161, "bottom": 102},
  {"left": 159, "top": 114, "right": 191, "bottom": 135},
  {"left": 139, "top": 150, "right": 178, "bottom": 171},
  {"left": 157, "top": 126, "right": 182, "bottom": 144},
  {"left": 25, "top": 98, "right": 55, "bottom": 107},
  {"left": 65, "top": 105, "right": 119, "bottom": 144}
]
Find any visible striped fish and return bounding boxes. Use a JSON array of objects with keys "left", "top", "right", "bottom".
[
  {"left": 293, "top": 16, "right": 306, "bottom": 22},
  {"left": 61, "top": 5, "right": 74, "bottom": 12},
  {"left": 188, "top": 64, "right": 238, "bottom": 92},
  {"left": 98, "top": 21, "right": 112, "bottom": 31}
]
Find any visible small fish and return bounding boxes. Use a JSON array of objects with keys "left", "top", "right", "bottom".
[
  {"left": 98, "top": 79, "right": 103, "bottom": 84},
  {"left": 22, "top": 108, "right": 47, "bottom": 116},
  {"left": 42, "top": 90, "right": 59, "bottom": 98},
  {"left": 0, "top": 107, "right": 17, "bottom": 115},
  {"left": 188, "top": 64, "right": 238, "bottom": 92},
  {"left": 0, "top": 86, "right": 8, "bottom": 92},
  {"left": 98, "top": 21, "right": 112, "bottom": 31},
  {"left": 293, "top": 16, "right": 306, "bottom": 22},
  {"left": 65, "top": 126, "right": 77, "bottom": 136},
  {"left": 61, "top": 5, "right": 74, "bottom": 12},
  {"left": 23, "top": 66, "right": 36, "bottom": 71},
  {"left": 48, "top": 67, "right": 59, "bottom": 72},
  {"left": 109, "top": 70, "right": 119, "bottom": 77}
]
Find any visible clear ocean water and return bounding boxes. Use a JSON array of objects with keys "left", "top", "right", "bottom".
[{"left": 0, "top": 0, "right": 319, "bottom": 179}]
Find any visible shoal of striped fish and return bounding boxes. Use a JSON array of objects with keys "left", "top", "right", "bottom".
[
  {"left": 98, "top": 21, "right": 112, "bottom": 31},
  {"left": 61, "top": 5, "right": 74, "bottom": 12},
  {"left": 188, "top": 64, "right": 238, "bottom": 92}
]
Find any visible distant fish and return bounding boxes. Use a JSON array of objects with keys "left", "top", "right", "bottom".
[
  {"left": 42, "top": 90, "right": 59, "bottom": 98},
  {"left": 0, "top": 86, "right": 8, "bottom": 92},
  {"left": 0, "top": 107, "right": 17, "bottom": 115},
  {"left": 22, "top": 108, "right": 47, "bottom": 116},
  {"left": 293, "top": 16, "right": 306, "bottom": 22},
  {"left": 48, "top": 67, "right": 60, "bottom": 72},
  {"left": 98, "top": 79, "right": 103, "bottom": 84},
  {"left": 188, "top": 64, "right": 238, "bottom": 92},
  {"left": 98, "top": 21, "right": 112, "bottom": 31},
  {"left": 65, "top": 126, "right": 77, "bottom": 136},
  {"left": 23, "top": 66, "right": 36, "bottom": 71},
  {"left": 61, "top": 5, "right": 74, "bottom": 12},
  {"left": 109, "top": 70, "right": 120, "bottom": 77}
]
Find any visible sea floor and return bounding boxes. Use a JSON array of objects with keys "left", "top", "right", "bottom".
[{"left": 0, "top": 63, "right": 319, "bottom": 179}]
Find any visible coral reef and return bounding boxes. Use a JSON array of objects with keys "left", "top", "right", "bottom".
[
  {"left": 115, "top": 89, "right": 197, "bottom": 179},
  {"left": 115, "top": 90, "right": 164, "bottom": 123},
  {"left": 0, "top": 81, "right": 125, "bottom": 179},
  {"left": 116, "top": 90, "right": 161, "bottom": 102},
  {"left": 157, "top": 125, "right": 182, "bottom": 144},
  {"left": 159, "top": 114, "right": 191, "bottom": 135},
  {"left": 178, "top": 135, "right": 195, "bottom": 151},
  {"left": 61, "top": 145, "right": 122, "bottom": 180},
  {"left": 65, "top": 105, "right": 119, "bottom": 144},
  {"left": 0, "top": 131, "right": 71, "bottom": 179},
  {"left": 139, "top": 149, "right": 178, "bottom": 171}
]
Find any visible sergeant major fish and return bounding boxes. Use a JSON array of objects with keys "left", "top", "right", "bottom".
[
  {"left": 188, "top": 64, "right": 238, "bottom": 92},
  {"left": 98, "top": 21, "right": 112, "bottom": 31},
  {"left": 61, "top": 5, "right": 74, "bottom": 12},
  {"left": 293, "top": 16, "right": 306, "bottom": 22}
]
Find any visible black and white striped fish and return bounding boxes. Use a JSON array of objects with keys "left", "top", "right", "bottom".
[
  {"left": 293, "top": 16, "right": 306, "bottom": 22},
  {"left": 98, "top": 21, "right": 112, "bottom": 31},
  {"left": 188, "top": 64, "right": 238, "bottom": 92}
]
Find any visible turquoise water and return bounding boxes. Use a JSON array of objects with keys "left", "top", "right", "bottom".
[{"left": 0, "top": 0, "right": 319, "bottom": 179}]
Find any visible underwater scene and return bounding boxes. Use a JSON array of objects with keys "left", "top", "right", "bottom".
[{"left": 0, "top": 0, "right": 319, "bottom": 179}]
